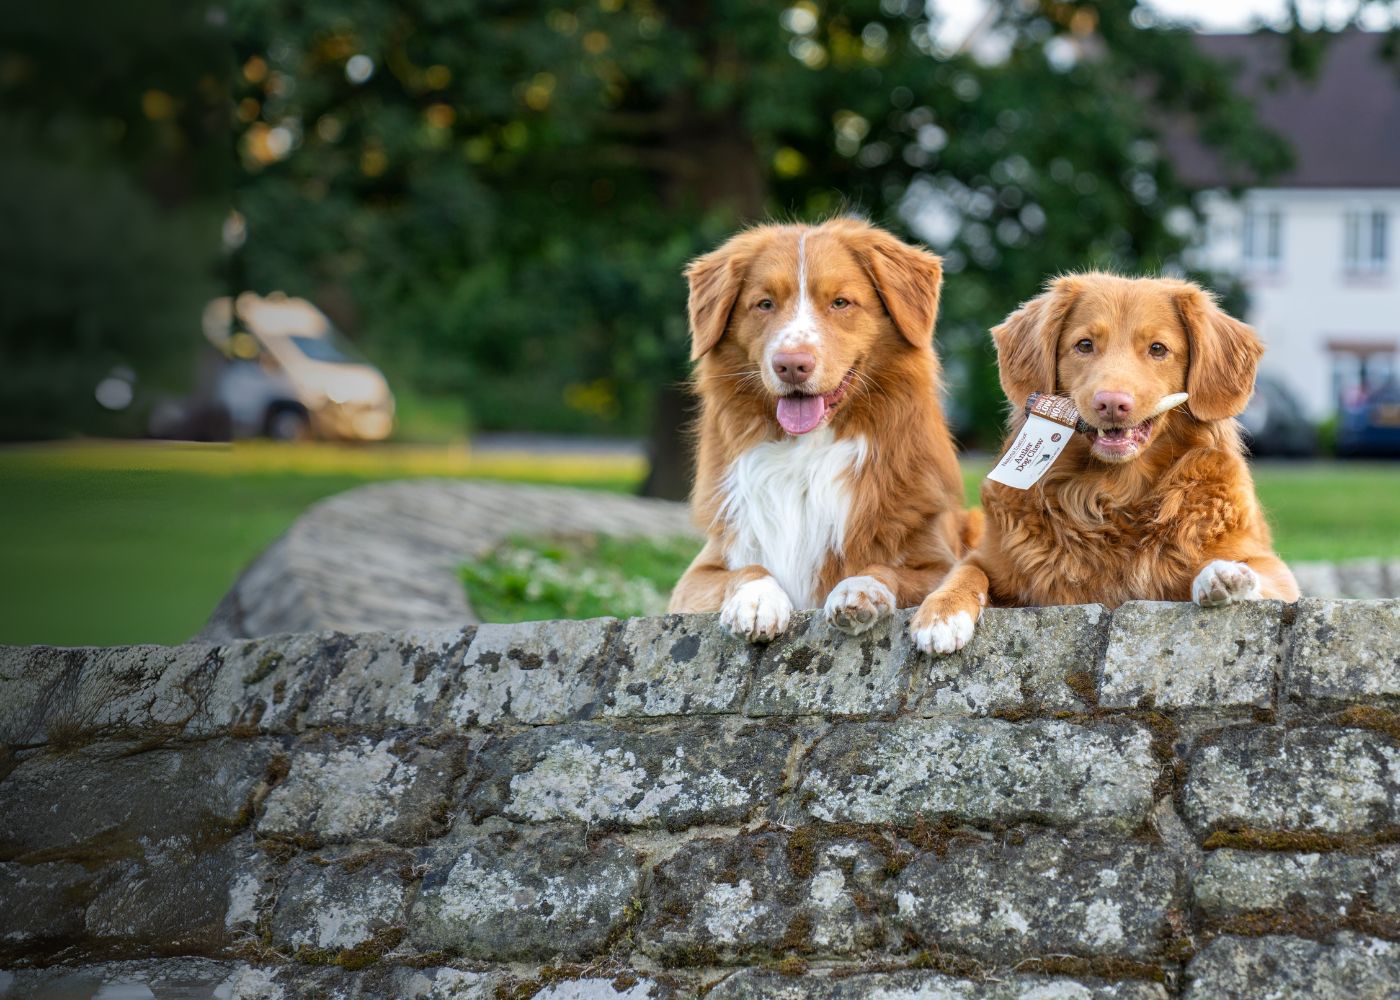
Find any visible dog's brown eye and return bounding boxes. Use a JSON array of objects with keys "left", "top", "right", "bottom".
[
  {"left": 1149, "top": 342, "right": 1168, "bottom": 358},
  {"left": 832, "top": 297, "right": 850, "bottom": 309},
  {"left": 1074, "top": 339, "right": 1094, "bottom": 354},
  {"left": 755, "top": 298, "right": 774, "bottom": 311}
]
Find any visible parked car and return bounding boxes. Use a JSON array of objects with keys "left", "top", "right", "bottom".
[
  {"left": 198, "top": 293, "right": 395, "bottom": 442},
  {"left": 1337, "top": 378, "right": 1400, "bottom": 457},
  {"left": 1239, "top": 374, "right": 1317, "bottom": 458}
]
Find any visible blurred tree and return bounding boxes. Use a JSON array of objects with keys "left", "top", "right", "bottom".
[
  {"left": 0, "top": 1, "right": 228, "bottom": 439},
  {"left": 227, "top": 0, "right": 1312, "bottom": 494}
]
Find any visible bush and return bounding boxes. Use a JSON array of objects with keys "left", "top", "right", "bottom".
[{"left": 460, "top": 533, "right": 698, "bottom": 623}]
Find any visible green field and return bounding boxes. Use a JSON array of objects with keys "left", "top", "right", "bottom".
[
  {"left": 0, "top": 443, "right": 1396, "bottom": 648},
  {"left": 1252, "top": 463, "right": 1400, "bottom": 561},
  {"left": 0, "top": 441, "right": 644, "bottom": 648}
]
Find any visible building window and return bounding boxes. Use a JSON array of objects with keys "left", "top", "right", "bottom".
[
  {"left": 1242, "top": 206, "right": 1283, "bottom": 271},
  {"left": 1344, "top": 209, "right": 1389, "bottom": 275}
]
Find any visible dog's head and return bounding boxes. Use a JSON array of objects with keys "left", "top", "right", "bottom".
[
  {"left": 993, "top": 273, "right": 1263, "bottom": 464},
  {"left": 685, "top": 218, "right": 942, "bottom": 435}
]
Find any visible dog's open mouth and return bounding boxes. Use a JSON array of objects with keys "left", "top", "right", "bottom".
[
  {"left": 1089, "top": 418, "right": 1155, "bottom": 460},
  {"left": 776, "top": 369, "right": 855, "bottom": 435}
]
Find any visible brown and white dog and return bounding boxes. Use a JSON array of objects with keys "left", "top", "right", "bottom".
[
  {"left": 667, "top": 218, "right": 969, "bottom": 641},
  {"left": 910, "top": 272, "right": 1300, "bottom": 655}
]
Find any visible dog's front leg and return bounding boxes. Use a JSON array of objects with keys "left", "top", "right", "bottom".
[
  {"left": 1192, "top": 553, "right": 1299, "bottom": 607},
  {"left": 669, "top": 542, "right": 794, "bottom": 642},
  {"left": 719, "top": 572, "right": 795, "bottom": 642},
  {"left": 826, "top": 520, "right": 965, "bottom": 636},
  {"left": 909, "top": 561, "right": 990, "bottom": 655},
  {"left": 824, "top": 568, "right": 901, "bottom": 635}
]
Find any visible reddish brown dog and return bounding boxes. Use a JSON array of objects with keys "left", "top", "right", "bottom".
[
  {"left": 667, "top": 218, "right": 971, "bottom": 641},
  {"left": 911, "top": 272, "right": 1299, "bottom": 654}
]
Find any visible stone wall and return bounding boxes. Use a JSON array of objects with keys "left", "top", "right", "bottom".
[{"left": 3, "top": 599, "right": 1400, "bottom": 998}]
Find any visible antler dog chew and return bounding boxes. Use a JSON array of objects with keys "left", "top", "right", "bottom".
[{"left": 1023, "top": 391, "right": 1189, "bottom": 433}]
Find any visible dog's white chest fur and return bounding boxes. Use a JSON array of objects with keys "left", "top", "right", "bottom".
[{"left": 719, "top": 428, "right": 867, "bottom": 609}]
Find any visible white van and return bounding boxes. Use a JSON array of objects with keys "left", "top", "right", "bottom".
[{"left": 202, "top": 293, "right": 395, "bottom": 441}]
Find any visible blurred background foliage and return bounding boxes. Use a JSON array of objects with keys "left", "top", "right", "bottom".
[
  {"left": 0, "top": 0, "right": 1343, "bottom": 494},
  {"left": 226, "top": 0, "right": 1295, "bottom": 495},
  {"left": 0, "top": 1, "right": 229, "bottom": 439}
]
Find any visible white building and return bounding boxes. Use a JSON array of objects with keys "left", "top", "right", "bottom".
[{"left": 1177, "top": 31, "right": 1400, "bottom": 420}]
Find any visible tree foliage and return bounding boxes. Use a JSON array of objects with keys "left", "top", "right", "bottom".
[
  {"left": 0, "top": 1, "right": 227, "bottom": 439},
  {"left": 229, "top": 0, "right": 1299, "bottom": 457}
]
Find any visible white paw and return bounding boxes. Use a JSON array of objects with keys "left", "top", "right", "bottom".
[
  {"left": 1192, "top": 560, "right": 1262, "bottom": 607},
  {"left": 720, "top": 576, "right": 794, "bottom": 642},
  {"left": 823, "top": 576, "right": 896, "bottom": 635},
  {"left": 912, "top": 610, "right": 975, "bottom": 656}
]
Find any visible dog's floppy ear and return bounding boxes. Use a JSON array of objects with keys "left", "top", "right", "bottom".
[
  {"left": 685, "top": 236, "right": 755, "bottom": 361},
  {"left": 853, "top": 228, "right": 944, "bottom": 348},
  {"left": 992, "top": 276, "right": 1082, "bottom": 407},
  {"left": 1174, "top": 284, "right": 1264, "bottom": 421}
]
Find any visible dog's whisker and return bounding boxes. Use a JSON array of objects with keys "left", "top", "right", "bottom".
[
  {"left": 702, "top": 368, "right": 764, "bottom": 379},
  {"left": 848, "top": 368, "right": 894, "bottom": 406}
]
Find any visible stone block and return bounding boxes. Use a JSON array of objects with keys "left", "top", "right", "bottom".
[
  {"left": 0, "top": 861, "right": 92, "bottom": 950},
  {"left": 1183, "top": 933, "right": 1400, "bottom": 999},
  {"left": 891, "top": 834, "right": 1181, "bottom": 962},
  {"left": 1335, "top": 560, "right": 1391, "bottom": 600},
  {"left": 257, "top": 736, "right": 463, "bottom": 845},
  {"left": 0, "top": 740, "right": 271, "bottom": 860},
  {"left": 444, "top": 618, "right": 616, "bottom": 727},
  {"left": 640, "top": 830, "right": 886, "bottom": 962},
  {"left": 706, "top": 969, "right": 1168, "bottom": 999},
  {"left": 797, "top": 719, "right": 1157, "bottom": 831},
  {"left": 1099, "top": 601, "right": 1281, "bottom": 711},
  {"left": 33, "top": 962, "right": 659, "bottom": 999},
  {"left": 409, "top": 829, "right": 642, "bottom": 961},
  {"left": 1181, "top": 725, "right": 1400, "bottom": 837},
  {"left": 1194, "top": 848, "right": 1388, "bottom": 918},
  {"left": 1370, "top": 851, "right": 1400, "bottom": 914},
  {"left": 204, "top": 631, "right": 353, "bottom": 734},
  {"left": 83, "top": 837, "right": 252, "bottom": 952},
  {"left": 0, "top": 960, "right": 252, "bottom": 1000},
  {"left": 603, "top": 614, "right": 756, "bottom": 717},
  {"left": 269, "top": 852, "right": 410, "bottom": 955},
  {"left": 1291, "top": 562, "right": 1342, "bottom": 600},
  {"left": 295, "top": 627, "right": 472, "bottom": 728},
  {"left": 744, "top": 610, "right": 914, "bottom": 717},
  {"left": 380, "top": 966, "right": 503, "bottom": 998},
  {"left": 0, "top": 643, "right": 226, "bottom": 746},
  {"left": 1287, "top": 599, "right": 1400, "bottom": 706},
  {"left": 465, "top": 719, "right": 790, "bottom": 831},
  {"left": 913, "top": 605, "right": 1106, "bottom": 716},
  {"left": 527, "top": 978, "right": 674, "bottom": 999}
]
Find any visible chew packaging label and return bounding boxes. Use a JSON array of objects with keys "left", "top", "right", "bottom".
[{"left": 986, "top": 395, "right": 1081, "bottom": 490}]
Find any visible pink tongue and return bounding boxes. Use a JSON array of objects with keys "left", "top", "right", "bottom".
[{"left": 776, "top": 394, "right": 827, "bottom": 435}]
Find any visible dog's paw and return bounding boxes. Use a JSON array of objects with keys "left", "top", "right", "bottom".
[
  {"left": 910, "top": 594, "right": 978, "bottom": 656},
  {"left": 1192, "top": 559, "right": 1262, "bottom": 607},
  {"left": 824, "top": 576, "right": 896, "bottom": 635},
  {"left": 721, "top": 577, "right": 794, "bottom": 642}
]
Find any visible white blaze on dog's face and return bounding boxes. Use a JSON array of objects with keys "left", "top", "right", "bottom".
[
  {"left": 992, "top": 273, "right": 1264, "bottom": 465},
  {"left": 685, "top": 220, "right": 943, "bottom": 436}
]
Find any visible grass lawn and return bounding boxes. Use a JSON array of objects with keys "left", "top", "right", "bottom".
[
  {"left": 1253, "top": 462, "right": 1400, "bottom": 562},
  {"left": 0, "top": 442, "right": 1395, "bottom": 646},
  {"left": 0, "top": 441, "right": 645, "bottom": 648}
]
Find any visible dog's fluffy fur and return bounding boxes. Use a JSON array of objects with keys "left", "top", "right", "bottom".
[
  {"left": 668, "top": 218, "right": 970, "bottom": 641},
  {"left": 911, "top": 272, "right": 1299, "bottom": 655}
]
